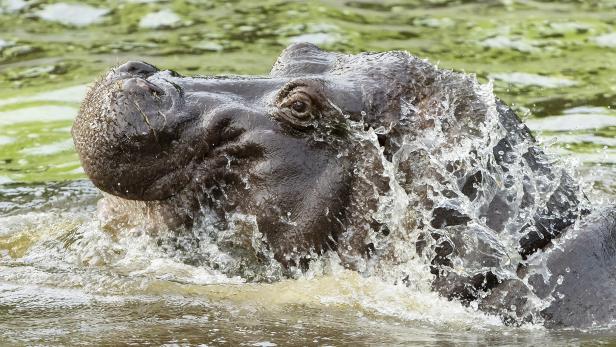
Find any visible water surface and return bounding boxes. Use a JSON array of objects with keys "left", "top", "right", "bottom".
[{"left": 1, "top": 0, "right": 616, "bottom": 345}]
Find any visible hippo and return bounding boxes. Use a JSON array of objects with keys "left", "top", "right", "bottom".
[{"left": 72, "top": 43, "right": 616, "bottom": 328}]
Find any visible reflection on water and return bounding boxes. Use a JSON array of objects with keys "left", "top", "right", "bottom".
[{"left": 1, "top": 0, "right": 616, "bottom": 345}]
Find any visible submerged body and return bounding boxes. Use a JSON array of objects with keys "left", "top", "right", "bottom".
[{"left": 72, "top": 43, "right": 615, "bottom": 328}]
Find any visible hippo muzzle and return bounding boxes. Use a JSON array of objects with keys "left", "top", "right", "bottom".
[
  {"left": 73, "top": 61, "right": 196, "bottom": 200},
  {"left": 73, "top": 61, "right": 287, "bottom": 201}
]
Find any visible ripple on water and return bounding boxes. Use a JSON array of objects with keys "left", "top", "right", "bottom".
[
  {"left": 0, "top": 38, "right": 12, "bottom": 50},
  {"left": 490, "top": 72, "right": 577, "bottom": 88},
  {"left": 35, "top": 3, "right": 110, "bottom": 27},
  {"left": 0, "top": 136, "right": 15, "bottom": 145},
  {"left": 288, "top": 33, "right": 342, "bottom": 46},
  {"left": 480, "top": 36, "right": 540, "bottom": 53},
  {"left": 139, "top": 9, "right": 182, "bottom": 29},
  {"left": 528, "top": 114, "right": 616, "bottom": 132},
  {"left": 594, "top": 32, "right": 616, "bottom": 48},
  {"left": 527, "top": 106, "right": 616, "bottom": 132},
  {"left": 0, "top": 180, "right": 99, "bottom": 215},
  {"left": 0, "top": 0, "right": 28, "bottom": 14},
  {"left": 0, "top": 84, "right": 86, "bottom": 183},
  {"left": 0, "top": 105, "right": 77, "bottom": 126},
  {"left": 21, "top": 138, "right": 74, "bottom": 156},
  {"left": 0, "top": 85, "right": 88, "bottom": 107}
]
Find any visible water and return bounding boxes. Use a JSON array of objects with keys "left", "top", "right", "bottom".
[{"left": 2, "top": 0, "right": 616, "bottom": 345}]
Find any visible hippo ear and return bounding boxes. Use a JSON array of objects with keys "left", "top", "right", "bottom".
[{"left": 271, "top": 42, "right": 338, "bottom": 77}]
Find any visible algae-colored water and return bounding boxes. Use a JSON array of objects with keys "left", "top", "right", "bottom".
[{"left": 1, "top": 0, "right": 616, "bottom": 345}]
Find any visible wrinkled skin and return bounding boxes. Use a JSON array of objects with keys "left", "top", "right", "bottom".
[
  {"left": 73, "top": 43, "right": 615, "bottom": 328},
  {"left": 74, "top": 43, "right": 398, "bottom": 266}
]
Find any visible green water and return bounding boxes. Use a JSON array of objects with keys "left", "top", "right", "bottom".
[
  {"left": 0, "top": 0, "right": 616, "bottom": 192},
  {"left": 1, "top": 0, "right": 616, "bottom": 188},
  {"left": 1, "top": 0, "right": 616, "bottom": 345}
]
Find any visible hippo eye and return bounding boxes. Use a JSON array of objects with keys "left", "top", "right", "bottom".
[
  {"left": 278, "top": 89, "right": 314, "bottom": 123},
  {"left": 287, "top": 93, "right": 313, "bottom": 119},
  {"left": 274, "top": 81, "right": 324, "bottom": 129},
  {"left": 292, "top": 100, "right": 307, "bottom": 113}
]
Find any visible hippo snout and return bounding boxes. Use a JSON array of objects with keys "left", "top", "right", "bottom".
[
  {"left": 122, "top": 77, "right": 165, "bottom": 96},
  {"left": 72, "top": 57, "right": 295, "bottom": 202},
  {"left": 72, "top": 61, "right": 202, "bottom": 201}
]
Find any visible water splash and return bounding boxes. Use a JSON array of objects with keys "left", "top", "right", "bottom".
[{"left": 0, "top": 58, "right": 607, "bottom": 338}]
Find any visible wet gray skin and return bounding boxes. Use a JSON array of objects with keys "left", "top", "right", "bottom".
[
  {"left": 73, "top": 43, "right": 406, "bottom": 267},
  {"left": 73, "top": 43, "right": 616, "bottom": 328}
]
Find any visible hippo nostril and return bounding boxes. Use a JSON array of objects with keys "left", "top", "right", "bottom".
[
  {"left": 122, "top": 78, "right": 165, "bottom": 95},
  {"left": 117, "top": 61, "right": 159, "bottom": 76}
]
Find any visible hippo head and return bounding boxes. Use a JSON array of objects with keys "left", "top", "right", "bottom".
[{"left": 73, "top": 43, "right": 499, "bottom": 272}]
